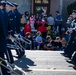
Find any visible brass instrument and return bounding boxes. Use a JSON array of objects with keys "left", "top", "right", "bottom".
[
  {"left": 0, "top": 57, "right": 26, "bottom": 75},
  {"left": 7, "top": 34, "right": 25, "bottom": 51}
]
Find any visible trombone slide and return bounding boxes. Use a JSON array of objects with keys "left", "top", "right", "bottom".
[{"left": 0, "top": 57, "right": 26, "bottom": 75}]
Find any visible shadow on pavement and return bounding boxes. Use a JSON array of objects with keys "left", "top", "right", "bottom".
[
  {"left": 60, "top": 53, "right": 76, "bottom": 70},
  {"left": 14, "top": 55, "right": 36, "bottom": 72}
]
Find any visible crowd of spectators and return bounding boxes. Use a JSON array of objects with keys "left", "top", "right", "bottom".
[{"left": 19, "top": 11, "right": 68, "bottom": 50}]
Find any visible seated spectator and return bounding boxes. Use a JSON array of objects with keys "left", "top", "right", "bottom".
[
  {"left": 61, "top": 37, "right": 67, "bottom": 50},
  {"left": 34, "top": 31, "right": 44, "bottom": 50},
  {"left": 25, "top": 32, "right": 33, "bottom": 49},
  {"left": 51, "top": 30, "right": 58, "bottom": 40},
  {"left": 54, "top": 36, "right": 62, "bottom": 50},
  {"left": 44, "top": 35, "right": 54, "bottom": 50}
]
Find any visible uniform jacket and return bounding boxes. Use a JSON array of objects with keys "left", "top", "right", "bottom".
[
  {"left": 8, "top": 10, "right": 15, "bottom": 33},
  {"left": 0, "top": 9, "right": 8, "bottom": 52},
  {"left": 14, "top": 9, "right": 21, "bottom": 33}
]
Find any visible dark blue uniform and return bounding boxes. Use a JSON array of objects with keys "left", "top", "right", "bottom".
[
  {"left": 2, "top": 9, "right": 14, "bottom": 64},
  {"left": 8, "top": 10, "right": 16, "bottom": 35},
  {"left": 13, "top": 9, "right": 25, "bottom": 58},
  {"left": 13, "top": 9, "right": 21, "bottom": 34},
  {"left": 0, "top": 9, "right": 11, "bottom": 75}
]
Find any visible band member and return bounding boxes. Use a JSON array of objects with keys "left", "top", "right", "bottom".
[
  {"left": 5, "top": 1, "right": 15, "bottom": 64},
  {"left": 12, "top": 2, "right": 25, "bottom": 58},
  {"left": 12, "top": 2, "right": 21, "bottom": 34},
  {"left": 0, "top": 1, "right": 11, "bottom": 75},
  {"left": 6, "top": 2, "right": 24, "bottom": 58}
]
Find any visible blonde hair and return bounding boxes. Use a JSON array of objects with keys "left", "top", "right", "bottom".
[
  {"left": 46, "top": 35, "right": 51, "bottom": 41},
  {"left": 56, "top": 36, "right": 60, "bottom": 40}
]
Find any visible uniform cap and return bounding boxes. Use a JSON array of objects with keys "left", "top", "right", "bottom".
[
  {"left": 12, "top": 2, "right": 18, "bottom": 7},
  {"left": 6, "top": 1, "right": 14, "bottom": 7},
  {"left": 1, "top": 1, "right": 6, "bottom": 4},
  {"left": 0, "top": 1, "right": 6, "bottom": 6},
  {"left": 72, "top": 10, "right": 76, "bottom": 14}
]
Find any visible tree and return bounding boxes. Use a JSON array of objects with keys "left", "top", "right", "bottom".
[{"left": 67, "top": 1, "right": 76, "bottom": 15}]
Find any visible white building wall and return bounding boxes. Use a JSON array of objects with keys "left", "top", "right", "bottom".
[
  {"left": 7, "top": 0, "right": 31, "bottom": 14},
  {"left": 50, "top": 0, "right": 60, "bottom": 17}
]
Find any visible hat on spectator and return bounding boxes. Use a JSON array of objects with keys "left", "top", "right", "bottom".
[
  {"left": 6, "top": 1, "right": 14, "bottom": 7},
  {"left": 12, "top": 2, "right": 18, "bottom": 7}
]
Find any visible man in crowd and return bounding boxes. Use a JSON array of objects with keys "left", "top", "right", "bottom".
[
  {"left": 47, "top": 14, "right": 55, "bottom": 35},
  {"left": 55, "top": 11, "right": 63, "bottom": 36}
]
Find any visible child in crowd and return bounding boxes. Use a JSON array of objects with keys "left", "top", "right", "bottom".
[
  {"left": 30, "top": 14, "right": 35, "bottom": 30},
  {"left": 34, "top": 31, "right": 44, "bottom": 50},
  {"left": 44, "top": 35, "right": 54, "bottom": 50},
  {"left": 25, "top": 32, "right": 33, "bottom": 49}
]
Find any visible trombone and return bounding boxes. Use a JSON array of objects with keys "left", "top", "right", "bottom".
[{"left": 0, "top": 57, "right": 26, "bottom": 75}]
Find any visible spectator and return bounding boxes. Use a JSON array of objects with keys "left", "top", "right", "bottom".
[
  {"left": 24, "top": 21, "right": 31, "bottom": 35},
  {"left": 34, "top": 31, "right": 44, "bottom": 50},
  {"left": 37, "top": 19, "right": 47, "bottom": 39},
  {"left": 30, "top": 14, "right": 36, "bottom": 30},
  {"left": 54, "top": 36, "right": 62, "bottom": 50},
  {"left": 21, "top": 14, "right": 26, "bottom": 25},
  {"left": 51, "top": 30, "right": 58, "bottom": 40},
  {"left": 61, "top": 37, "right": 67, "bottom": 50},
  {"left": 25, "top": 11, "right": 29, "bottom": 21},
  {"left": 25, "top": 32, "right": 33, "bottom": 49},
  {"left": 47, "top": 14, "right": 55, "bottom": 35},
  {"left": 44, "top": 35, "right": 54, "bottom": 50},
  {"left": 55, "top": 11, "right": 63, "bottom": 36}
]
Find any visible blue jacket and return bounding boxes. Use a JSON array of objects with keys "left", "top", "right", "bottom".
[{"left": 55, "top": 15, "right": 62, "bottom": 25}]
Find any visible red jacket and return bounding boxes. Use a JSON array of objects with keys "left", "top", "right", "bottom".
[
  {"left": 24, "top": 24, "right": 31, "bottom": 35},
  {"left": 38, "top": 25, "right": 47, "bottom": 32}
]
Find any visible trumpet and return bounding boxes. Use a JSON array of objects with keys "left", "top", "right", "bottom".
[{"left": 0, "top": 57, "right": 26, "bottom": 75}]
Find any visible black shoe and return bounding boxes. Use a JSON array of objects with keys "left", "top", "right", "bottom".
[
  {"left": 61, "top": 53, "right": 66, "bottom": 56},
  {"left": 67, "top": 59, "right": 75, "bottom": 65},
  {"left": 67, "top": 59, "right": 73, "bottom": 64},
  {"left": 73, "top": 66, "right": 76, "bottom": 70}
]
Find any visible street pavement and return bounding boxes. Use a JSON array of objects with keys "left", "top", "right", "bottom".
[{"left": 11, "top": 50, "right": 76, "bottom": 75}]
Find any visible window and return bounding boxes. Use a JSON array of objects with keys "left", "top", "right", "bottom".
[
  {"left": 42, "top": 0, "right": 49, "bottom": 3},
  {"left": 35, "top": 0, "right": 49, "bottom": 4},
  {"left": 35, "top": 0, "right": 41, "bottom": 3}
]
